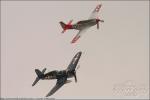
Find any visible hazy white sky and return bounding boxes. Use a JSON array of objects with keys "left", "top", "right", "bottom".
[{"left": 1, "top": 1, "right": 149, "bottom": 99}]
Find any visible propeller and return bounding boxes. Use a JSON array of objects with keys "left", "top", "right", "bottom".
[
  {"left": 96, "top": 17, "right": 104, "bottom": 29},
  {"left": 73, "top": 71, "right": 77, "bottom": 82},
  {"left": 96, "top": 17, "right": 100, "bottom": 29},
  {"left": 97, "top": 21, "right": 99, "bottom": 29}
]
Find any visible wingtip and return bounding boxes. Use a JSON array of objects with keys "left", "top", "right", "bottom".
[
  {"left": 71, "top": 35, "right": 80, "bottom": 44},
  {"left": 45, "top": 94, "right": 50, "bottom": 97},
  {"left": 46, "top": 93, "right": 52, "bottom": 97},
  {"left": 61, "top": 31, "right": 64, "bottom": 33},
  {"left": 71, "top": 39, "right": 76, "bottom": 44},
  {"left": 71, "top": 41, "right": 75, "bottom": 44}
]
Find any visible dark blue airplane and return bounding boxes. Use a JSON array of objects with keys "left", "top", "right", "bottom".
[{"left": 32, "top": 51, "right": 82, "bottom": 97}]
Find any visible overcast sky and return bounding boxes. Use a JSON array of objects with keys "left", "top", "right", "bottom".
[{"left": 1, "top": 1, "right": 149, "bottom": 99}]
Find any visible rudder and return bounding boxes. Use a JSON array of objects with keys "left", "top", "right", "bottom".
[
  {"left": 35, "top": 69, "right": 45, "bottom": 79},
  {"left": 59, "top": 21, "right": 66, "bottom": 29}
]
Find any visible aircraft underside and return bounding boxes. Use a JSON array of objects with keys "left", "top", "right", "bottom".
[{"left": 72, "top": 19, "right": 97, "bottom": 30}]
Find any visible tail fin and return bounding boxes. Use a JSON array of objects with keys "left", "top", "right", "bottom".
[
  {"left": 35, "top": 69, "right": 45, "bottom": 78},
  {"left": 59, "top": 21, "right": 66, "bottom": 29},
  {"left": 60, "top": 20, "right": 73, "bottom": 33},
  {"left": 32, "top": 68, "right": 46, "bottom": 86}
]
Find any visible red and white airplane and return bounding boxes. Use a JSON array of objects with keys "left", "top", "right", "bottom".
[{"left": 60, "top": 4, "right": 104, "bottom": 43}]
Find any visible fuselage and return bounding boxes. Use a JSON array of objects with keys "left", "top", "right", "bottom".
[
  {"left": 42, "top": 70, "right": 74, "bottom": 80},
  {"left": 72, "top": 19, "right": 98, "bottom": 30}
]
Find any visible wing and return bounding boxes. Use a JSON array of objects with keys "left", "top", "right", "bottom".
[
  {"left": 88, "top": 4, "right": 102, "bottom": 19},
  {"left": 67, "top": 51, "right": 82, "bottom": 72},
  {"left": 46, "top": 77, "right": 67, "bottom": 97},
  {"left": 71, "top": 28, "right": 88, "bottom": 43}
]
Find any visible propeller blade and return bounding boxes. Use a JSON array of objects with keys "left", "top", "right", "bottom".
[
  {"left": 100, "top": 19, "right": 104, "bottom": 23},
  {"left": 97, "top": 22, "right": 99, "bottom": 29},
  {"left": 73, "top": 72, "right": 77, "bottom": 83}
]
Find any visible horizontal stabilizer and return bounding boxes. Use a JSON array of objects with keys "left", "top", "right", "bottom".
[
  {"left": 32, "top": 68, "right": 46, "bottom": 86},
  {"left": 59, "top": 21, "right": 66, "bottom": 29},
  {"left": 32, "top": 77, "right": 40, "bottom": 86},
  {"left": 60, "top": 20, "right": 73, "bottom": 33}
]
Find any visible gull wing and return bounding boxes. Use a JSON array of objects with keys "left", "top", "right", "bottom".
[
  {"left": 67, "top": 52, "right": 82, "bottom": 72},
  {"left": 71, "top": 28, "right": 89, "bottom": 43},
  {"left": 46, "top": 77, "right": 67, "bottom": 97},
  {"left": 88, "top": 4, "right": 102, "bottom": 19}
]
